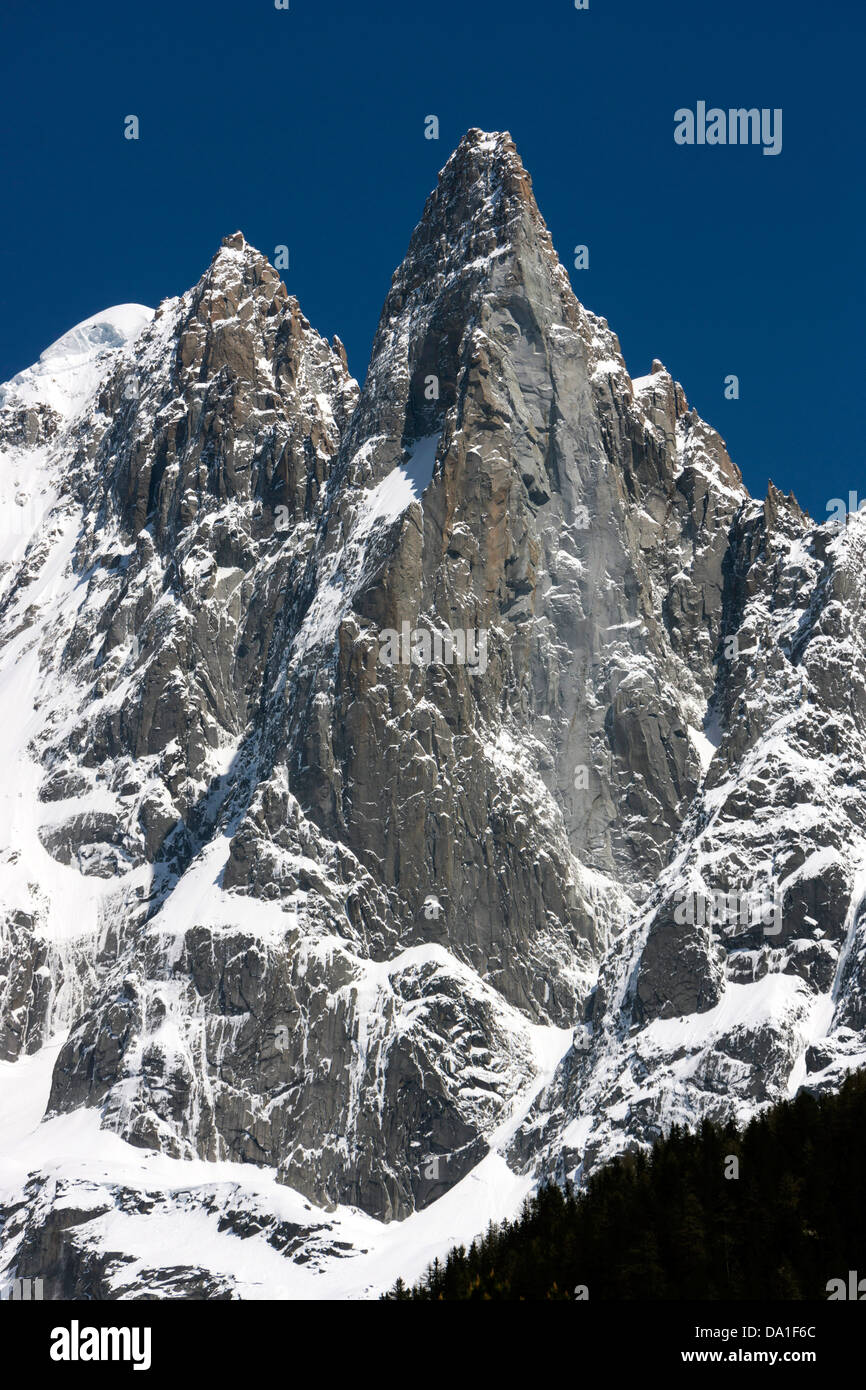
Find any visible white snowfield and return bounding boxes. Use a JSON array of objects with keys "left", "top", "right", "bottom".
[
  {"left": 0, "top": 306, "right": 153, "bottom": 419},
  {"left": 0, "top": 1026, "right": 568, "bottom": 1300}
]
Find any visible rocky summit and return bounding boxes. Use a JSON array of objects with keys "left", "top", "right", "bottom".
[{"left": 1, "top": 129, "right": 864, "bottom": 1299}]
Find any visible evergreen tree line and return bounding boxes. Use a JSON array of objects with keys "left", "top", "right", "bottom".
[{"left": 385, "top": 1069, "right": 866, "bottom": 1300}]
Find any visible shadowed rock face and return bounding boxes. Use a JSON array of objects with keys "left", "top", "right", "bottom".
[{"left": 2, "top": 131, "right": 866, "bottom": 1286}]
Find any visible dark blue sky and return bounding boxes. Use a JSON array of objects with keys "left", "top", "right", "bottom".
[{"left": 1, "top": 0, "right": 862, "bottom": 520}]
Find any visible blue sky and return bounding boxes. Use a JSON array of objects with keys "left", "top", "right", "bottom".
[{"left": 1, "top": 0, "right": 862, "bottom": 520}]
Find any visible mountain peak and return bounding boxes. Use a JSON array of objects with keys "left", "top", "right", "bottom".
[
  {"left": 0, "top": 304, "right": 153, "bottom": 418},
  {"left": 368, "top": 128, "right": 554, "bottom": 381},
  {"left": 426, "top": 126, "right": 538, "bottom": 234},
  {"left": 449, "top": 126, "right": 519, "bottom": 165},
  {"left": 3, "top": 123, "right": 860, "bottom": 1305}
]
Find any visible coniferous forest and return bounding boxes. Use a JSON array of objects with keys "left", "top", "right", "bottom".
[{"left": 386, "top": 1070, "right": 866, "bottom": 1300}]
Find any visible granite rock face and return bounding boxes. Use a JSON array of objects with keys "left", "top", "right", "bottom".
[{"left": 2, "top": 130, "right": 865, "bottom": 1295}]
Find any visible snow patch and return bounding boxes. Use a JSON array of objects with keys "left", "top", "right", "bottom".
[{"left": 0, "top": 305, "right": 154, "bottom": 418}]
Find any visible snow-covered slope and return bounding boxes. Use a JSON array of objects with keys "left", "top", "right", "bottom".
[
  {"left": 0, "top": 305, "right": 153, "bottom": 418},
  {"left": 1, "top": 133, "right": 865, "bottom": 1299},
  {"left": 0, "top": 1022, "right": 569, "bottom": 1299}
]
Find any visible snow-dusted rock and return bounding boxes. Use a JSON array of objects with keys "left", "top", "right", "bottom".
[{"left": 2, "top": 130, "right": 865, "bottom": 1297}]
